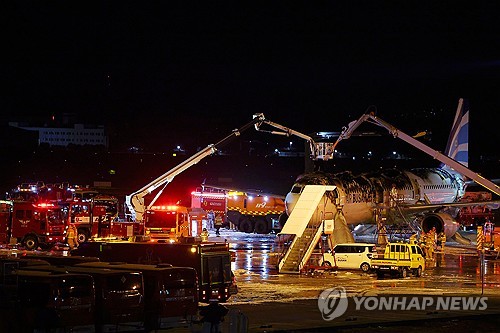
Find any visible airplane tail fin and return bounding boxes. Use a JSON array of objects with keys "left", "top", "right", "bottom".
[{"left": 443, "top": 98, "right": 469, "bottom": 168}]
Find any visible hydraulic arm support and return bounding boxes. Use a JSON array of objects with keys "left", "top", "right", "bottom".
[
  {"left": 333, "top": 111, "right": 500, "bottom": 197},
  {"left": 126, "top": 114, "right": 267, "bottom": 222}
]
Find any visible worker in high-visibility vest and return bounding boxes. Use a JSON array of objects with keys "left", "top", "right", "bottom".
[
  {"left": 214, "top": 215, "right": 223, "bottom": 236},
  {"left": 420, "top": 232, "right": 429, "bottom": 258},
  {"left": 66, "top": 224, "right": 79, "bottom": 250},
  {"left": 438, "top": 232, "right": 447, "bottom": 252},
  {"left": 425, "top": 230, "right": 435, "bottom": 259},
  {"left": 200, "top": 228, "right": 209, "bottom": 242},
  {"left": 477, "top": 225, "right": 485, "bottom": 254}
]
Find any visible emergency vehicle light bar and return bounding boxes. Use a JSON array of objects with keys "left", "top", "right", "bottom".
[
  {"left": 35, "top": 203, "right": 56, "bottom": 208},
  {"left": 150, "top": 205, "right": 180, "bottom": 211}
]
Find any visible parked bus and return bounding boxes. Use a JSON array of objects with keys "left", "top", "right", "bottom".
[
  {"left": 72, "top": 240, "right": 235, "bottom": 302},
  {"left": 1, "top": 267, "right": 95, "bottom": 332},
  {"left": 76, "top": 261, "right": 198, "bottom": 331},
  {"left": 21, "top": 253, "right": 101, "bottom": 266},
  {"left": 21, "top": 264, "right": 145, "bottom": 332}
]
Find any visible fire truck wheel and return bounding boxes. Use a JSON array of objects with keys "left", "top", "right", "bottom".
[
  {"left": 23, "top": 235, "right": 39, "bottom": 250},
  {"left": 77, "top": 229, "right": 90, "bottom": 243},
  {"left": 238, "top": 219, "right": 254, "bottom": 233},
  {"left": 254, "top": 218, "right": 269, "bottom": 234}
]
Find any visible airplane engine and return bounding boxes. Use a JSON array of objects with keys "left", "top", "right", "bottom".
[{"left": 420, "top": 212, "right": 460, "bottom": 238}]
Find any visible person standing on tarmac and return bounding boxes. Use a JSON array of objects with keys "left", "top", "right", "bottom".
[
  {"left": 214, "top": 214, "right": 223, "bottom": 236},
  {"left": 200, "top": 300, "right": 229, "bottom": 333},
  {"left": 66, "top": 224, "right": 79, "bottom": 250},
  {"left": 200, "top": 228, "right": 209, "bottom": 242}
]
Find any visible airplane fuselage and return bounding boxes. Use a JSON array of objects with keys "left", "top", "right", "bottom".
[{"left": 285, "top": 168, "right": 466, "bottom": 227}]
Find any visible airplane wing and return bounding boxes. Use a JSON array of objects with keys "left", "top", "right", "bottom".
[{"left": 398, "top": 200, "right": 500, "bottom": 214}]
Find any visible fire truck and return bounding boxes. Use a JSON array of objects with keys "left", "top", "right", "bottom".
[
  {"left": 124, "top": 114, "right": 315, "bottom": 239},
  {"left": 191, "top": 187, "right": 286, "bottom": 234},
  {"left": 143, "top": 205, "right": 192, "bottom": 241},
  {"left": 456, "top": 191, "right": 496, "bottom": 230},
  {"left": 10, "top": 182, "right": 73, "bottom": 203},
  {"left": 0, "top": 200, "right": 66, "bottom": 250},
  {"left": 68, "top": 194, "right": 141, "bottom": 243}
]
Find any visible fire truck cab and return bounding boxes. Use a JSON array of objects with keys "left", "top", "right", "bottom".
[
  {"left": 0, "top": 200, "right": 66, "bottom": 250},
  {"left": 144, "top": 205, "right": 193, "bottom": 241}
]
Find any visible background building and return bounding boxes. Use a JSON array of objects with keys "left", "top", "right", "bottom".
[{"left": 8, "top": 122, "right": 108, "bottom": 148}]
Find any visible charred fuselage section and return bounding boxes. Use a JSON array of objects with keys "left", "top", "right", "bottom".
[{"left": 285, "top": 168, "right": 466, "bottom": 238}]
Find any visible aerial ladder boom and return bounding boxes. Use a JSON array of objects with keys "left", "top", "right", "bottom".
[
  {"left": 332, "top": 110, "right": 500, "bottom": 197},
  {"left": 253, "top": 113, "right": 318, "bottom": 158},
  {"left": 126, "top": 114, "right": 267, "bottom": 222}
]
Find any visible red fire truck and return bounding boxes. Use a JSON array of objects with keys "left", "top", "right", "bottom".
[
  {"left": 191, "top": 187, "right": 286, "bottom": 234},
  {"left": 143, "top": 205, "right": 199, "bottom": 241},
  {"left": 456, "top": 191, "right": 496, "bottom": 230},
  {"left": 68, "top": 194, "right": 141, "bottom": 243},
  {"left": 0, "top": 200, "right": 66, "bottom": 250}
]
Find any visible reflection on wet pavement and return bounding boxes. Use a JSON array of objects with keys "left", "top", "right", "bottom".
[{"left": 219, "top": 229, "right": 500, "bottom": 304}]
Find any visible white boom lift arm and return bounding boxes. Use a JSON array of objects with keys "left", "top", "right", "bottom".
[
  {"left": 126, "top": 114, "right": 267, "bottom": 222},
  {"left": 253, "top": 113, "right": 317, "bottom": 159},
  {"left": 126, "top": 113, "right": 318, "bottom": 223},
  {"left": 332, "top": 110, "right": 500, "bottom": 197}
]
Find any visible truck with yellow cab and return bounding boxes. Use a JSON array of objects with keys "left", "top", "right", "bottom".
[{"left": 370, "top": 242, "right": 425, "bottom": 278}]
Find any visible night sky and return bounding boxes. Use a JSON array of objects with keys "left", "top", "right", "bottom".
[{"left": 3, "top": 3, "right": 500, "bottom": 166}]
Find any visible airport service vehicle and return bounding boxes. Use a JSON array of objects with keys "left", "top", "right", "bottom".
[
  {"left": 456, "top": 191, "right": 496, "bottom": 230},
  {"left": 0, "top": 199, "right": 66, "bottom": 250},
  {"left": 319, "top": 243, "right": 376, "bottom": 272},
  {"left": 191, "top": 187, "right": 286, "bottom": 234},
  {"left": 72, "top": 240, "right": 234, "bottom": 302},
  {"left": 0, "top": 264, "right": 95, "bottom": 333},
  {"left": 371, "top": 242, "right": 425, "bottom": 278},
  {"left": 10, "top": 182, "right": 73, "bottom": 203},
  {"left": 68, "top": 194, "right": 140, "bottom": 243},
  {"left": 143, "top": 204, "right": 193, "bottom": 241},
  {"left": 76, "top": 261, "right": 198, "bottom": 331}
]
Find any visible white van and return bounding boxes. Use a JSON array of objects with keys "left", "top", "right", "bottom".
[{"left": 320, "top": 243, "right": 375, "bottom": 272}]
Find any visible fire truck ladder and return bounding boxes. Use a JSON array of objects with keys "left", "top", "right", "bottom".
[{"left": 277, "top": 185, "right": 337, "bottom": 274}]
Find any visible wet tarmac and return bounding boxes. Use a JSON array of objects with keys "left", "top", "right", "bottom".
[
  {"left": 206, "top": 229, "right": 500, "bottom": 332},
  {"left": 3, "top": 229, "right": 500, "bottom": 332}
]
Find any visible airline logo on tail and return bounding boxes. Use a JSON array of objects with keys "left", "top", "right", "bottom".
[{"left": 443, "top": 98, "right": 469, "bottom": 168}]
